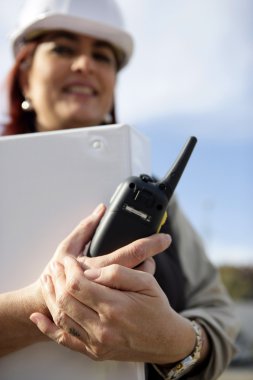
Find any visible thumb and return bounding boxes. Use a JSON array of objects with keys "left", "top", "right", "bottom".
[{"left": 85, "top": 233, "right": 171, "bottom": 269}]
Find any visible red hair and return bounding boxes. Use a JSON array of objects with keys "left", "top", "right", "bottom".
[{"left": 1, "top": 43, "right": 39, "bottom": 136}]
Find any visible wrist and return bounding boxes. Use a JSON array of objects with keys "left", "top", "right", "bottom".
[
  {"left": 13, "top": 280, "right": 50, "bottom": 344},
  {"left": 156, "top": 313, "right": 197, "bottom": 365},
  {"left": 27, "top": 280, "right": 48, "bottom": 315},
  {"left": 0, "top": 282, "right": 49, "bottom": 357},
  {"left": 153, "top": 320, "right": 211, "bottom": 380},
  {"left": 16, "top": 281, "right": 49, "bottom": 339},
  {"left": 153, "top": 320, "right": 204, "bottom": 380}
]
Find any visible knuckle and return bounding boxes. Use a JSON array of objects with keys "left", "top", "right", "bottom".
[
  {"left": 103, "top": 304, "right": 119, "bottom": 321},
  {"left": 96, "top": 325, "right": 112, "bottom": 347},
  {"left": 91, "top": 340, "right": 110, "bottom": 361},
  {"left": 57, "top": 331, "right": 69, "bottom": 346},
  {"left": 107, "top": 264, "right": 121, "bottom": 281},
  {"left": 54, "top": 310, "right": 67, "bottom": 328},
  {"left": 129, "top": 241, "right": 147, "bottom": 262},
  {"left": 87, "top": 326, "right": 118, "bottom": 361},
  {"left": 56, "top": 291, "right": 68, "bottom": 308},
  {"left": 66, "top": 276, "right": 80, "bottom": 293},
  {"left": 142, "top": 272, "right": 156, "bottom": 287}
]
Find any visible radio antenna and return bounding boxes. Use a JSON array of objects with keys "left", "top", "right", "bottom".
[{"left": 157, "top": 136, "right": 197, "bottom": 200}]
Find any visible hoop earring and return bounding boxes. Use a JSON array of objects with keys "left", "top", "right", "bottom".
[
  {"left": 21, "top": 98, "right": 33, "bottom": 111},
  {"left": 104, "top": 113, "right": 113, "bottom": 124}
]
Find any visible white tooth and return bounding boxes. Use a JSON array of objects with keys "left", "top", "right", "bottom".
[{"left": 69, "top": 86, "right": 93, "bottom": 94}]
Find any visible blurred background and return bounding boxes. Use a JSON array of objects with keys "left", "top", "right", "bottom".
[{"left": 1, "top": 0, "right": 252, "bottom": 377}]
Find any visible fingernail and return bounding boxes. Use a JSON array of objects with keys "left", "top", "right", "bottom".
[
  {"left": 30, "top": 314, "right": 39, "bottom": 325},
  {"left": 92, "top": 203, "right": 105, "bottom": 216},
  {"left": 162, "top": 234, "right": 172, "bottom": 244},
  {"left": 84, "top": 268, "right": 101, "bottom": 280}
]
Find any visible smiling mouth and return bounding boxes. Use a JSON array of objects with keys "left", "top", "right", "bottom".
[{"left": 64, "top": 85, "right": 98, "bottom": 96}]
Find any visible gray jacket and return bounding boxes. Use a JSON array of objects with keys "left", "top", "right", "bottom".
[{"left": 169, "top": 197, "right": 239, "bottom": 379}]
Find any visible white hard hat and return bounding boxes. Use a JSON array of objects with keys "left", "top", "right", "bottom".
[{"left": 11, "top": 0, "right": 134, "bottom": 69}]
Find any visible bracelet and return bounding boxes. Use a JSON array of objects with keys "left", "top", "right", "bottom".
[{"left": 153, "top": 320, "right": 203, "bottom": 380}]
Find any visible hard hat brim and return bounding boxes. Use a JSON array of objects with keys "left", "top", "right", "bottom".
[{"left": 11, "top": 13, "right": 134, "bottom": 69}]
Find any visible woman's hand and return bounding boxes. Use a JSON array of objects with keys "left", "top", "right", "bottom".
[
  {"left": 30, "top": 254, "right": 196, "bottom": 365},
  {"left": 35, "top": 202, "right": 167, "bottom": 321},
  {"left": 42, "top": 203, "right": 163, "bottom": 276},
  {"left": 29, "top": 204, "right": 107, "bottom": 316}
]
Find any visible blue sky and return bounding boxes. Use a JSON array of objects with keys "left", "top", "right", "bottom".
[
  {"left": 117, "top": 0, "right": 253, "bottom": 265},
  {"left": 1, "top": 0, "right": 252, "bottom": 265}
]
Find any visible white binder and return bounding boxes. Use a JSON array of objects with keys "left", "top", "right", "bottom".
[{"left": 0, "top": 124, "right": 151, "bottom": 380}]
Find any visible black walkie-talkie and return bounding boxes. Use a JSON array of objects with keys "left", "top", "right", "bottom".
[{"left": 88, "top": 136, "right": 197, "bottom": 257}]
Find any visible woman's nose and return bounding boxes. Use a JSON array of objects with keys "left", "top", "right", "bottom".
[{"left": 71, "top": 54, "right": 95, "bottom": 73}]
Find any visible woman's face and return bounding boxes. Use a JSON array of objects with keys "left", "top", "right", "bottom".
[{"left": 20, "top": 32, "right": 117, "bottom": 132}]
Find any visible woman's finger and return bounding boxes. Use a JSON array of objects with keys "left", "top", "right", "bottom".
[
  {"left": 29, "top": 312, "right": 89, "bottom": 354},
  {"left": 134, "top": 257, "right": 156, "bottom": 274},
  {"left": 83, "top": 233, "right": 171, "bottom": 270},
  {"left": 85, "top": 264, "right": 158, "bottom": 295},
  {"left": 44, "top": 261, "right": 99, "bottom": 334},
  {"left": 62, "top": 256, "right": 118, "bottom": 310}
]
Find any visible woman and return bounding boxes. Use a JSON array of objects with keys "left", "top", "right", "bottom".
[{"left": 0, "top": 0, "right": 239, "bottom": 379}]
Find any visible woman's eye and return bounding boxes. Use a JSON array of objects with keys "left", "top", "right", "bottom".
[
  {"left": 52, "top": 44, "right": 75, "bottom": 56},
  {"left": 93, "top": 52, "right": 115, "bottom": 65}
]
